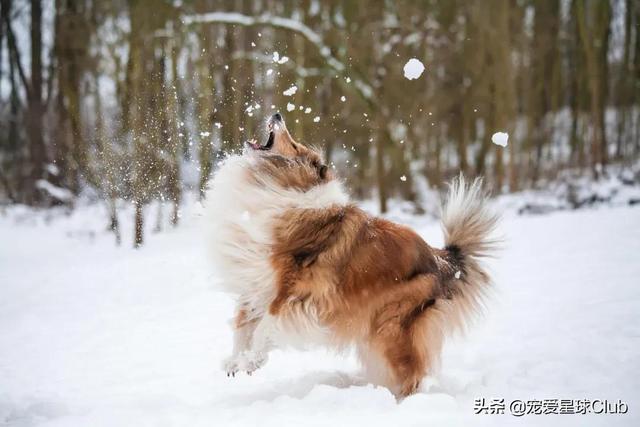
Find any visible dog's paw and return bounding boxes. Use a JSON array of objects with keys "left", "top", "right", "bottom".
[
  {"left": 222, "top": 355, "right": 240, "bottom": 377},
  {"left": 237, "top": 350, "right": 268, "bottom": 375}
]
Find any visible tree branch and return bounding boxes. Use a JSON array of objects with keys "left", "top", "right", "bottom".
[
  {"left": 181, "top": 11, "right": 375, "bottom": 109},
  {"left": 1, "top": 0, "right": 31, "bottom": 99}
]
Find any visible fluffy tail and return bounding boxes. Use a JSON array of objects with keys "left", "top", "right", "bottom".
[{"left": 440, "top": 174, "right": 500, "bottom": 324}]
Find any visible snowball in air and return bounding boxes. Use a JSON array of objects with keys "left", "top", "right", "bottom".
[
  {"left": 283, "top": 85, "right": 297, "bottom": 96},
  {"left": 491, "top": 132, "right": 509, "bottom": 147},
  {"left": 403, "top": 58, "right": 425, "bottom": 80},
  {"left": 272, "top": 51, "right": 289, "bottom": 64},
  {"left": 313, "top": 116, "right": 320, "bottom": 123},
  {"left": 286, "top": 103, "right": 295, "bottom": 112}
]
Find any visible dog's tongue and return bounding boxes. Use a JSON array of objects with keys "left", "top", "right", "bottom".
[
  {"left": 246, "top": 133, "right": 273, "bottom": 150},
  {"left": 246, "top": 139, "right": 262, "bottom": 150}
]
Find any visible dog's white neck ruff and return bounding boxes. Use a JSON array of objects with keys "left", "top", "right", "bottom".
[{"left": 205, "top": 154, "right": 349, "bottom": 318}]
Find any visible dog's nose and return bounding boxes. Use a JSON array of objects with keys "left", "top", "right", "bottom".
[{"left": 272, "top": 113, "right": 282, "bottom": 122}]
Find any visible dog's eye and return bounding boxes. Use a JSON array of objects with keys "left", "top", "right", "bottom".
[
  {"left": 310, "top": 158, "right": 328, "bottom": 180},
  {"left": 318, "top": 164, "right": 328, "bottom": 180}
]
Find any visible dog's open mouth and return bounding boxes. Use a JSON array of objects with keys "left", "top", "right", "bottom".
[
  {"left": 247, "top": 113, "right": 282, "bottom": 151},
  {"left": 247, "top": 132, "right": 274, "bottom": 151}
]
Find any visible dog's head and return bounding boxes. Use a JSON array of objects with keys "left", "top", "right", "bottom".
[{"left": 245, "top": 114, "right": 331, "bottom": 189}]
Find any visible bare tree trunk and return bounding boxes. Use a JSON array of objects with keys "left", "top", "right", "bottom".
[
  {"left": 0, "top": 0, "right": 4, "bottom": 84},
  {"left": 134, "top": 202, "right": 144, "bottom": 249},
  {"left": 167, "top": 22, "right": 181, "bottom": 226},
  {"left": 375, "top": 119, "right": 387, "bottom": 214},
  {"left": 94, "top": 69, "right": 120, "bottom": 245},
  {"left": 154, "top": 202, "right": 163, "bottom": 233},
  {"left": 614, "top": 0, "right": 633, "bottom": 159},
  {"left": 2, "top": 0, "right": 47, "bottom": 203},
  {"left": 109, "top": 199, "right": 121, "bottom": 246},
  {"left": 569, "top": 90, "right": 582, "bottom": 168},
  {"left": 634, "top": 0, "right": 640, "bottom": 156},
  {"left": 196, "top": 22, "right": 216, "bottom": 200},
  {"left": 459, "top": 106, "right": 469, "bottom": 175},
  {"left": 576, "top": 0, "right": 611, "bottom": 178},
  {"left": 26, "top": 0, "right": 47, "bottom": 204},
  {"left": 3, "top": 0, "right": 21, "bottom": 200}
]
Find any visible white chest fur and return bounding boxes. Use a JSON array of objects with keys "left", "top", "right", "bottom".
[{"left": 205, "top": 154, "right": 349, "bottom": 320}]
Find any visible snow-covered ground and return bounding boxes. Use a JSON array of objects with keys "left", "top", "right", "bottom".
[{"left": 1, "top": 199, "right": 639, "bottom": 426}]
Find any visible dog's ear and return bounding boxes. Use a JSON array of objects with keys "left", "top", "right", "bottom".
[{"left": 264, "top": 153, "right": 293, "bottom": 168}]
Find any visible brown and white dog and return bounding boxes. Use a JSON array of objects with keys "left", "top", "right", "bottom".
[{"left": 206, "top": 113, "right": 499, "bottom": 397}]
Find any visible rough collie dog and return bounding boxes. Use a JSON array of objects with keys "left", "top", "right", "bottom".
[{"left": 206, "top": 113, "right": 499, "bottom": 397}]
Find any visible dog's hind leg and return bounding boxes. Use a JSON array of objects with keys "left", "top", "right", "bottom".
[
  {"left": 369, "top": 322, "right": 428, "bottom": 398},
  {"left": 376, "top": 302, "right": 447, "bottom": 398},
  {"left": 366, "top": 288, "right": 442, "bottom": 397}
]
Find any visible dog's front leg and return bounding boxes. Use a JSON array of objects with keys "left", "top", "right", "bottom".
[
  {"left": 222, "top": 304, "right": 260, "bottom": 377},
  {"left": 236, "top": 312, "right": 279, "bottom": 375}
]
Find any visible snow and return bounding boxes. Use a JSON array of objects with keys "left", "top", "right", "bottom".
[
  {"left": 245, "top": 104, "right": 261, "bottom": 116},
  {"left": 272, "top": 51, "right": 289, "bottom": 64},
  {"left": 313, "top": 116, "right": 320, "bottom": 123},
  {"left": 286, "top": 103, "right": 295, "bottom": 112},
  {"left": 1, "top": 200, "right": 639, "bottom": 426},
  {"left": 45, "top": 164, "right": 60, "bottom": 176},
  {"left": 35, "top": 180, "right": 74, "bottom": 202},
  {"left": 495, "top": 168, "right": 640, "bottom": 214},
  {"left": 403, "top": 58, "right": 425, "bottom": 80},
  {"left": 491, "top": 132, "right": 509, "bottom": 147},
  {"left": 340, "top": 96, "right": 346, "bottom": 102},
  {"left": 282, "top": 85, "right": 298, "bottom": 96}
]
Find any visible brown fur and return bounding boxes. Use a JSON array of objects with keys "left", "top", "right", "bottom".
[
  {"left": 251, "top": 153, "right": 331, "bottom": 192},
  {"left": 266, "top": 199, "right": 460, "bottom": 396}
]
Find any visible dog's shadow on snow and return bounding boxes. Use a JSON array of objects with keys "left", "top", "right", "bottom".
[{"left": 219, "top": 371, "right": 371, "bottom": 405}]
